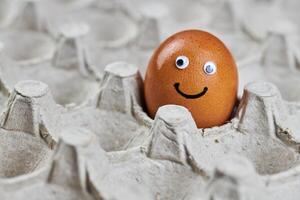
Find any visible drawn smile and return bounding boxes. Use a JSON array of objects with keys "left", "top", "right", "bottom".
[{"left": 174, "top": 83, "right": 208, "bottom": 99}]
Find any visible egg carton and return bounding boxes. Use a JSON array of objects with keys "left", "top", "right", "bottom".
[
  {"left": 0, "top": 0, "right": 300, "bottom": 199},
  {"left": 1, "top": 62, "right": 300, "bottom": 200}
]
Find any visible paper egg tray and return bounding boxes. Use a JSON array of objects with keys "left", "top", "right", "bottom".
[{"left": 0, "top": 0, "right": 300, "bottom": 199}]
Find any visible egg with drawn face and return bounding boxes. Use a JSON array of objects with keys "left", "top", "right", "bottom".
[{"left": 144, "top": 30, "right": 238, "bottom": 128}]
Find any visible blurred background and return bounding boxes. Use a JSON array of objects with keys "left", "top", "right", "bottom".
[{"left": 0, "top": 0, "right": 299, "bottom": 105}]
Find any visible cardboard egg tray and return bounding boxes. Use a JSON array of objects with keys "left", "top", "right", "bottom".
[{"left": 0, "top": 0, "right": 300, "bottom": 199}]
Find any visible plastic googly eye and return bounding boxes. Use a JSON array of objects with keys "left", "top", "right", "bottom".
[
  {"left": 203, "top": 61, "right": 217, "bottom": 75},
  {"left": 175, "top": 56, "right": 189, "bottom": 69}
]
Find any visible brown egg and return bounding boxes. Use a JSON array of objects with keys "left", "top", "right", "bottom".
[{"left": 144, "top": 30, "right": 238, "bottom": 128}]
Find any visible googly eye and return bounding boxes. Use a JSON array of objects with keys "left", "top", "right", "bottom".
[
  {"left": 203, "top": 61, "right": 217, "bottom": 75},
  {"left": 175, "top": 56, "right": 189, "bottom": 69}
]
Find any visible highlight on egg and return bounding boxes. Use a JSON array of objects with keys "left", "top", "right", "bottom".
[{"left": 144, "top": 29, "right": 238, "bottom": 128}]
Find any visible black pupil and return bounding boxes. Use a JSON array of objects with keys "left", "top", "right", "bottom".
[{"left": 177, "top": 59, "right": 184, "bottom": 66}]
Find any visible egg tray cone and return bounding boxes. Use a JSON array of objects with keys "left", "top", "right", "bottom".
[{"left": 0, "top": 0, "right": 300, "bottom": 200}]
